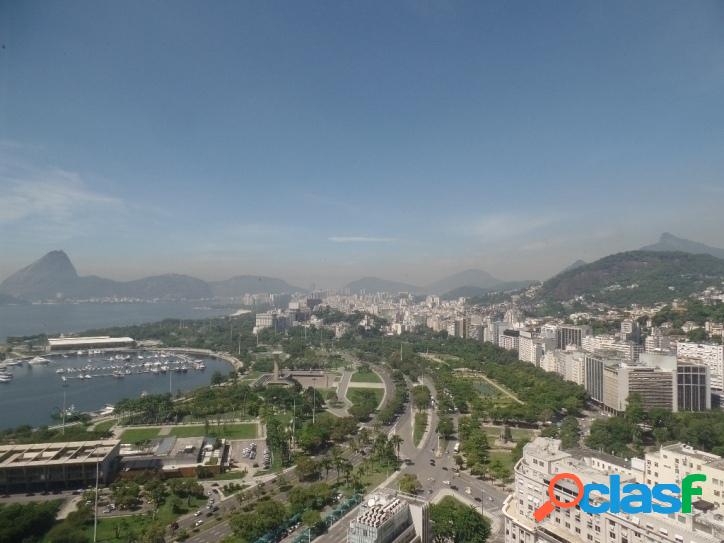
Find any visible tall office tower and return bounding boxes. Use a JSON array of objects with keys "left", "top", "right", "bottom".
[
  {"left": 620, "top": 318, "right": 641, "bottom": 342},
  {"left": 676, "top": 341, "right": 724, "bottom": 391},
  {"left": 676, "top": 359, "right": 711, "bottom": 411},
  {"left": 556, "top": 324, "right": 592, "bottom": 349}
]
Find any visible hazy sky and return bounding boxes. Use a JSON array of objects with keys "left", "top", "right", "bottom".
[{"left": 1, "top": 1, "right": 723, "bottom": 288}]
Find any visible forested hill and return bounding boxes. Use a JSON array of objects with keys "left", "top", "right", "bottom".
[{"left": 535, "top": 250, "right": 724, "bottom": 305}]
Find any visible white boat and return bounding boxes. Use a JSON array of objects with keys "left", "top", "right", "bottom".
[
  {"left": 0, "top": 374, "right": 12, "bottom": 383},
  {"left": 98, "top": 404, "right": 115, "bottom": 416},
  {"left": 84, "top": 374, "right": 92, "bottom": 379},
  {"left": 61, "top": 376, "right": 68, "bottom": 386},
  {"left": 28, "top": 356, "right": 50, "bottom": 365},
  {"left": 56, "top": 368, "right": 66, "bottom": 374}
]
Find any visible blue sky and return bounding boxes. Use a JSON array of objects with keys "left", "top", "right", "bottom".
[{"left": 1, "top": 1, "right": 723, "bottom": 287}]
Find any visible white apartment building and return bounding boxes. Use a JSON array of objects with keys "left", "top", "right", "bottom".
[
  {"left": 519, "top": 332, "right": 544, "bottom": 366},
  {"left": 582, "top": 335, "right": 641, "bottom": 362},
  {"left": 644, "top": 443, "right": 724, "bottom": 511},
  {"left": 504, "top": 438, "right": 724, "bottom": 543},
  {"left": 560, "top": 349, "right": 586, "bottom": 386},
  {"left": 500, "top": 330, "right": 521, "bottom": 353},
  {"left": 676, "top": 342, "right": 724, "bottom": 390}
]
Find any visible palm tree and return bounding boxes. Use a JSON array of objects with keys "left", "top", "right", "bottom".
[
  {"left": 320, "top": 456, "right": 332, "bottom": 480},
  {"left": 342, "top": 461, "right": 353, "bottom": 486},
  {"left": 389, "top": 434, "right": 404, "bottom": 461}
]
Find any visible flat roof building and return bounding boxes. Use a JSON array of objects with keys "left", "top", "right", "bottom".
[
  {"left": 0, "top": 439, "right": 120, "bottom": 492},
  {"left": 347, "top": 490, "right": 430, "bottom": 543},
  {"left": 47, "top": 336, "right": 135, "bottom": 351}
]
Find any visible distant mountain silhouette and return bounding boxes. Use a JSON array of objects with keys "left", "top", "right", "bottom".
[
  {"left": 641, "top": 232, "right": 724, "bottom": 260},
  {"left": 344, "top": 276, "right": 420, "bottom": 294},
  {"left": 0, "top": 251, "right": 299, "bottom": 301},
  {"left": 559, "top": 259, "right": 587, "bottom": 274},
  {"left": 424, "top": 269, "right": 502, "bottom": 294},
  {"left": 210, "top": 275, "right": 302, "bottom": 297},
  {"left": 441, "top": 280, "right": 534, "bottom": 300},
  {"left": 344, "top": 268, "right": 507, "bottom": 295}
]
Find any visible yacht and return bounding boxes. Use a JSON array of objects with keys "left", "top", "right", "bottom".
[
  {"left": 98, "top": 404, "right": 115, "bottom": 416},
  {"left": 56, "top": 368, "right": 66, "bottom": 374},
  {"left": 0, "top": 373, "right": 13, "bottom": 383},
  {"left": 28, "top": 356, "right": 50, "bottom": 365}
]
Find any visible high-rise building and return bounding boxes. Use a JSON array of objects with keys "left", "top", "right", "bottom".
[
  {"left": 557, "top": 348, "right": 586, "bottom": 386},
  {"left": 602, "top": 362, "right": 676, "bottom": 414},
  {"left": 676, "top": 342, "right": 724, "bottom": 390},
  {"left": 645, "top": 443, "right": 724, "bottom": 511},
  {"left": 676, "top": 359, "right": 711, "bottom": 411},
  {"left": 556, "top": 324, "right": 592, "bottom": 349},
  {"left": 504, "top": 438, "right": 724, "bottom": 543},
  {"left": 645, "top": 327, "right": 672, "bottom": 352},
  {"left": 499, "top": 329, "right": 520, "bottom": 352},
  {"left": 620, "top": 318, "right": 641, "bottom": 343},
  {"left": 518, "top": 331, "right": 544, "bottom": 366},
  {"left": 584, "top": 353, "right": 621, "bottom": 404}
]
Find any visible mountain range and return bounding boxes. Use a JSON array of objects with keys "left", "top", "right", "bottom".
[
  {"left": 0, "top": 251, "right": 302, "bottom": 302},
  {"left": 640, "top": 232, "right": 724, "bottom": 260},
  {"left": 535, "top": 250, "right": 724, "bottom": 306},
  {"left": 343, "top": 268, "right": 514, "bottom": 296}
]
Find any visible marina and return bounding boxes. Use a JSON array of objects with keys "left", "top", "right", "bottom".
[{"left": 0, "top": 350, "right": 231, "bottom": 430}]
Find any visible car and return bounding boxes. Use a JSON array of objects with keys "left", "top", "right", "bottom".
[
  {"left": 429, "top": 459, "right": 435, "bottom": 466},
  {"left": 474, "top": 496, "right": 482, "bottom": 502},
  {"left": 194, "top": 511, "right": 202, "bottom": 517},
  {"left": 450, "top": 485, "right": 458, "bottom": 491},
  {"left": 442, "top": 480, "right": 450, "bottom": 485},
  {"left": 211, "top": 483, "right": 219, "bottom": 487},
  {"left": 194, "top": 520, "right": 204, "bottom": 527},
  {"left": 441, "top": 466, "right": 448, "bottom": 471}
]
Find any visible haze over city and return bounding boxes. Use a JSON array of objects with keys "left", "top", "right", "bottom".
[{"left": 1, "top": 1, "right": 723, "bottom": 288}]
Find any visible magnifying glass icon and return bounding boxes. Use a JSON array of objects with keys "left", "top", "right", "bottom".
[{"left": 534, "top": 472, "right": 584, "bottom": 522}]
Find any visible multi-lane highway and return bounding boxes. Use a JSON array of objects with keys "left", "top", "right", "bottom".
[{"left": 176, "top": 356, "right": 508, "bottom": 543}]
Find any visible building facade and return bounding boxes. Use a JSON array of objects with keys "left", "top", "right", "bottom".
[{"left": 503, "top": 438, "right": 724, "bottom": 543}]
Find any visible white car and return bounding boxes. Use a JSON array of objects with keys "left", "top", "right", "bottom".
[
  {"left": 194, "top": 510, "right": 202, "bottom": 517},
  {"left": 442, "top": 480, "right": 451, "bottom": 485},
  {"left": 194, "top": 519, "right": 204, "bottom": 527}
]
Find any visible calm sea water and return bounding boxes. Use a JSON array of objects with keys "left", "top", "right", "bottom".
[
  {"left": 0, "top": 301, "right": 232, "bottom": 341},
  {"left": 0, "top": 352, "right": 231, "bottom": 430}
]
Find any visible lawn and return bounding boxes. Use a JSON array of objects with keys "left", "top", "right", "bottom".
[
  {"left": 488, "top": 450, "right": 515, "bottom": 480},
  {"left": 94, "top": 419, "right": 117, "bottom": 433},
  {"left": 347, "top": 388, "right": 384, "bottom": 409},
  {"left": 86, "top": 495, "right": 207, "bottom": 542},
  {"left": 169, "top": 423, "right": 257, "bottom": 439},
  {"left": 350, "top": 369, "right": 382, "bottom": 383},
  {"left": 118, "top": 427, "right": 161, "bottom": 444},
  {"left": 482, "top": 425, "right": 534, "bottom": 443},
  {"left": 414, "top": 412, "right": 428, "bottom": 446}
]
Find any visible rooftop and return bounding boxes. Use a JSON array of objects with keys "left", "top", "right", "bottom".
[
  {"left": 48, "top": 336, "right": 134, "bottom": 347},
  {"left": 0, "top": 440, "right": 120, "bottom": 468}
]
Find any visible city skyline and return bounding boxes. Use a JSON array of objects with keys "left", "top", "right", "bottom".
[{"left": 2, "top": 1, "right": 724, "bottom": 287}]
